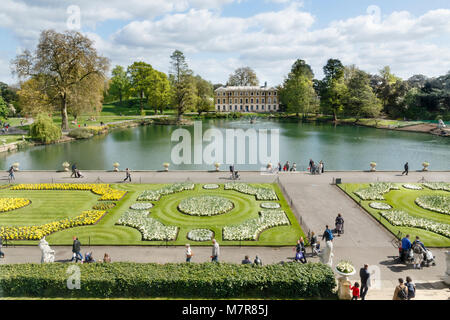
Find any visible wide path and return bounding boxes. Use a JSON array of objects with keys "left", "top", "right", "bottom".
[{"left": 1, "top": 170, "right": 449, "bottom": 299}]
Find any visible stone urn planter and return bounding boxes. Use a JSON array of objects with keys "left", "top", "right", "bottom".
[
  {"left": 422, "top": 162, "right": 429, "bottom": 172},
  {"left": 62, "top": 162, "right": 70, "bottom": 172},
  {"left": 163, "top": 162, "right": 170, "bottom": 172},
  {"left": 12, "top": 162, "right": 20, "bottom": 171},
  {"left": 370, "top": 162, "right": 377, "bottom": 172},
  {"left": 113, "top": 162, "right": 120, "bottom": 172},
  {"left": 214, "top": 162, "right": 220, "bottom": 172},
  {"left": 335, "top": 263, "right": 356, "bottom": 300}
]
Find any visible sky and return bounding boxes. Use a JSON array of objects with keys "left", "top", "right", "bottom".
[{"left": 0, "top": 0, "right": 449, "bottom": 86}]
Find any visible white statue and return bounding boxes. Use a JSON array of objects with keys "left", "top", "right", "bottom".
[
  {"left": 39, "top": 237, "right": 55, "bottom": 263},
  {"left": 319, "top": 240, "right": 334, "bottom": 267}
]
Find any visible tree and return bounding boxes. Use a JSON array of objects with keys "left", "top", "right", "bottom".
[
  {"left": 147, "top": 70, "right": 171, "bottom": 115},
  {"left": 319, "top": 59, "right": 347, "bottom": 121},
  {"left": 67, "top": 73, "right": 105, "bottom": 121},
  {"left": 29, "top": 113, "right": 62, "bottom": 143},
  {"left": 343, "top": 67, "right": 382, "bottom": 120},
  {"left": 194, "top": 75, "right": 214, "bottom": 115},
  {"left": 227, "top": 67, "right": 259, "bottom": 86},
  {"left": 375, "top": 66, "right": 408, "bottom": 117},
  {"left": 0, "top": 96, "right": 9, "bottom": 121},
  {"left": 127, "top": 61, "right": 153, "bottom": 114},
  {"left": 12, "top": 30, "right": 110, "bottom": 130},
  {"left": 0, "top": 82, "right": 18, "bottom": 104},
  {"left": 17, "top": 77, "right": 53, "bottom": 116},
  {"left": 169, "top": 50, "right": 196, "bottom": 121},
  {"left": 279, "top": 60, "right": 317, "bottom": 117},
  {"left": 109, "top": 65, "right": 130, "bottom": 104}
]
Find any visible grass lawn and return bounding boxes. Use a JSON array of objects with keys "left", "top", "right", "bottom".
[
  {"left": 0, "top": 135, "right": 29, "bottom": 144},
  {"left": 0, "top": 183, "right": 304, "bottom": 246},
  {"left": 338, "top": 183, "right": 450, "bottom": 247}
]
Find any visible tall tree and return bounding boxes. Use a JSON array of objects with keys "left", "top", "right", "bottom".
[
  {"left": 194, "top": 75, "right": 214, "bottom": 115},
  {"left": 0, "top": 96, "right": 9, "bottom": 121},
  {"left": 227, "top": 67, "right": 259, "bottom": 86},
  {"left": 147, "top": 70, "right": 171, "bottom": 115},
  {"left": 12, "top": 30, "right": 110, "bottom": 130},
  {"left": 109, "top": 65, "right": 130, "bottom": 104},
  {"left": 319, "top": 59, "right": 347, "bottom": 121},
  {"left": 16, "top": 77, "right": 53, "bottom": 116},
  {"left": 169, "top": 50, "right": 196, "bottom": 121},
  {"left": 127, "top": 61, "right": 153, "bottom": 114}
]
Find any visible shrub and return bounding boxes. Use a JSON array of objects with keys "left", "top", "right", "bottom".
[
  {"left": 68, "top": 128, "right": 93, "bottom": 139},
  {"left": 0, "top": 262, "right": 336, "bottom": 298},
  {"left": 29, "top": 114, "right": 61, "bottom": 143}
]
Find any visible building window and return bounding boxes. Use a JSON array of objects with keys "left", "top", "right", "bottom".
[
  {"left": 217, "top": 99, "right": 220, "bottom": 104},
  {"left": 240, "top": 92, "right": 243, "bottom": 96},
  {"left": 251, "top": 92, "right": 254, "bottom": 96},
  {"left": 262, "top": 105, "right": 265, "bottom": 110},
  {"left": 274, "top": 92, "right": 277, "bottom": 96},
  {"left": 256, "top": 105, "right": 259, "bottom": 110},
  {"left": 250, "top": 98, "right": 254, "bottom": 103},
  {"left": 240, "top": 98, "right": 243, "bottom": 103},
  {"left": 251, "top": 106, "right": 254, "bottom": 111},
  {"left": 268, "top": 92, "right": 272, "bottom": 96},
  {"left": 268, "top": 105, "right": 271, "bottom": 111},
  {"left": 256, "top": 98, "right": 259, "bottom": 104},
  {"left": 274, "top": 98, "right": 277, "bottom": 103},
  {"left": 230, "top": 106, "right": 232, "bottom": 111},
  {"left": 217, "top": 105, "right": 220, "bottom": 111},
  {"left": 245, "top": 92, "right": 248, "bottom": 96},
  {"left": 245, "top": 98, "right": 249, "bottom": 103},
  {"left": 262, "top": 98, "right": 265, "bottom": 103},
  {"left": 223, "top": 106, "right": 226, "bottom": 111},
  {"left": 240, "top": 105, "right": 243, "bottom": 110},
  {"left": 268, "top": 98, "right": 271, "bottom": 103}
]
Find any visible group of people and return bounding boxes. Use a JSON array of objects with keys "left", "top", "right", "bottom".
[
  {"left": 71, "top": 236, "right": 111, "bottom": 264},
  {"left": 1, "top": 122, "right": 10, "bottom": 134},
  {"left": 400, "top": 234, "right": 431, "bottom": 269},
  {"left": 309, "top": 159, "right": 324, "bottom": 175},
  {"left": 277, "top": 161, "right": 297, "bottom": 172}
]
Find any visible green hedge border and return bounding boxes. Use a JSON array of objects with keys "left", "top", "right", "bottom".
[{"left": 0, "top": 262, "right": 336, "bottom": 299}]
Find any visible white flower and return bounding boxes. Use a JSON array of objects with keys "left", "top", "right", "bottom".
[
  {"left": 355, "top": 183, "right": 399, "bottom": 200},
  {"left": 203, "top": 184, "right": 219, "bottom": 190},
  {"left": 403, "top": 184, "right": 423, "bottom": 190},
  {"left": 137, "top": 183, "right": 194, "bottom": 201},
  {"left": 415, "top": 195, "right": 450, "bottom": 215},
  {"left": 423, "top": 182, "right": 450, "bottom": 192},
  {"left": 187, "top": 229, "right": 214, "bottom": 241},
  {"left": 369, "top": 202, "right": 392, "bottom": 210},
  {"left": 178, "top": 196, "right": 234, "bottom": 216},
  {"left": 130, "top": 203, "right": 153, "bottom": 210},
  {"left": 260, "top": 202, "right": 281, "bottom": 209},
  {"left": 224, "top": 183, "right": 278, "bottom": 200}
]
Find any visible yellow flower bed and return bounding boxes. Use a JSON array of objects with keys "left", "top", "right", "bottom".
[
  {"left": 0, "top": 198, "right": 31, "bottom": 212},
  {"left": 11, "top": 183, "right": 127, "bottom": 201},
  {"left": 0, "top": 210, "right": 106, "bottom": 240}
]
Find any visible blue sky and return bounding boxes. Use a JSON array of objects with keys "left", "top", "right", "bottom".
[{"left": 1, "top": 0, "right": 449, "bottom": 85}]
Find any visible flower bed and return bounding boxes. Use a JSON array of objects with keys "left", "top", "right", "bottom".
[
  {"left": 203, "top": 184, "right": 219, "bottom": 190},
  {"left": 380, "top": 210, "right": 450, "bottom": 238},
  {"left": 187, "top": 229, "right": 214, "bottom": 241},
  {"left": 0, "top": 210, "right": 106, "bottom": 240},
  {"left": 415, "top": 195, "right": 450, "bottom": 215},
  {"left": 223, "top": 210, "right": 290, "bottom": 240},
  {"left": 116, "top": 210, "right": 178, "bottom": 241},
  {"left": 369, "top": 202, "right": 392, "bottom": 210},
  {"left": 130, "top": 203, "right": 153, "bottom": 210},
  {"left": 0, "top": 198, "right": 31, "bottom": 212},
  {"left": 137, "top": 183, "right": 194, "bottom": 201},
  {"left": 224, "top": 183, "right": 278, "bottom": 201},
  {"left": 423, "top": 182, "right": 450, "bottom": 192},
  {"left": 354, "top": 183, "right": 399, "bottom": 200},
  {"left": 402, "top": 184, "right": 423, "bottom": 190},
  {"left": 260, "top": 202, "right": 281, "bottom": 209},
  {"left": 178, "top": 196, "right": 234, "bottom": 216},
  {"left": 336, "top": 260, "right": 355, "bottom": 274},
  {"left": 92, "top": 202, "right": 116, "bottom": 210}
]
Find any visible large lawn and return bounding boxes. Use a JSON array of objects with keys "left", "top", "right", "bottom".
[
  {"left": 0, "top": 183, "right": 304, "bottom": 246},
  {"left": 339, "top": 183, "right": 450, "bottom": 247}
]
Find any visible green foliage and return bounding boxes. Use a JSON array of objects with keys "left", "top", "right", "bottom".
[
  {"left": 108, "top": 65, "right": 131, "bottom": 103},
  {"left": 68, "top": 128, "right": 93, "bottom": 139},
  {"left": 29, "top": 114, "right": 61, "bottom": 143},
  {"left": 0, "top": 96, "right": 9, "bottom": 121},
  {"left": 0, "top": 262, "right": 336, "bottom": 298}
]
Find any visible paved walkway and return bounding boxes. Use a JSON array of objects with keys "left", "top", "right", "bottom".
[{"left": 1, "top": 170, "right": 449, "bottom": 299}]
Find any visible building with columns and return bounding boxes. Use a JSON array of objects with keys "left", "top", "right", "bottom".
[{"left": 214, "top": 84, "right": 280, "bottom": 113}]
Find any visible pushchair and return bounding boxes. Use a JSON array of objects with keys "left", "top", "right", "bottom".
[
  {"left": 422, "top": 249, "right": 436, "bottom": 267},
  {"left": 233, "top": 171, "right": 240, "bottom": 180}
]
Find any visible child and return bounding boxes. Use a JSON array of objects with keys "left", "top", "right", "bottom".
[{"left": 349, "top": 282, "right": 360, "bottom": 300}]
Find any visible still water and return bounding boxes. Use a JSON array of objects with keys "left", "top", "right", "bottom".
[{"left": 1, "top": 119, "right": 449, "bottom": 171}]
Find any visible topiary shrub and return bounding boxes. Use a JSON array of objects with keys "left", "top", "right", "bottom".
[{"left": 29, "top": 114, "right": 61, "bottom": 143}]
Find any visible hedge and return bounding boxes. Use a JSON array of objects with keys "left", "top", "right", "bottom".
[{"left": 0, "top": 262, "right": 336, "bottom": 299}]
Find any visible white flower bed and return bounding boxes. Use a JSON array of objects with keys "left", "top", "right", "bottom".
[
  {"left": 403, "top": 184, "right": 423, "bottom": 190},
  {"left": 354, "top": 183, "right": 399, "bottom": 200},
  {"left": 137, "top": 183, "right": 194, "bottom": 201},
  {"left": 224, "top": 183, "right": 278, "bottom": 200},
  {"left": 178, "top": 196, "right": 234, "bottom": 216},
  {"left": 369, "top": 202, "right": 392, "bottom": 210},
  {"left": 117, "top": 210, "right": 178, "bottom": 240},
  {"left": 423, "top": 182, "right": 450, "bottom": 192},
  {"left": 130, "top": 202, "right": 153, "bottom": 210},
  {"left": 260, "top": 202, "right": 281, "bottom": 209},
  {"left": 203, "top": 184, "right": 219, "bottom": 190},
  {"left": 223, "top": 210, "right": 290, "bottom": 240},
  {"left": 187, "top": 229, "right": 214, "bottom": 241},
  {"left": 380, "top": 210, "right": 450, "bottom": 238},
  {"left": 415, "top": 195, "right": 450, "bottom": 215}
]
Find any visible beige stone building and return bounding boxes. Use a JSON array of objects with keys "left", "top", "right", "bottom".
[{"left": 214, "top": 85, "right": 279, "bottom": 113}]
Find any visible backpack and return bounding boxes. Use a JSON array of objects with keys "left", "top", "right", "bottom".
[
  {"left": 327, "top": 230, "right": 334, "bottom": 241},
  {"left": 406, "top": 283, "right": 415, "bottom": 298},
  {"left": 397, "top": 286, "right": 408, "bottom": 300},
  {"left": 413, "top": 243, "right": 423, "bottom": 254}
]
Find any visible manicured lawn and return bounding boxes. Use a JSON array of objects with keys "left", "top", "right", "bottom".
[
  {"left": 339, "top": 183, "right": 450, "bottom": 247},
  {"left": 0, "top": 183, "right": 304, "bottom": 246}
]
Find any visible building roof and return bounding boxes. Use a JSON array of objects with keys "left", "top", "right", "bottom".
[{"left": 215, "top": 85, "right": 277, "bottom": 92}]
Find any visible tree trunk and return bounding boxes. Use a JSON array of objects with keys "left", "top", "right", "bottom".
[
  {"left": 61, "top": 94, "right": 69, "bottom": 131},
  {"left": 139, "top": 91, "right": 144, "bottom": 114},
  {"left": 333, "top": 110, "right": 338, "bottom": 122}
]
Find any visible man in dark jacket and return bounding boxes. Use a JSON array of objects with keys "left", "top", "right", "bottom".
[
  {"left": 0, "top": 236, "right": 4, "bottom": 258},
  {"left": 402, "top": 162, "right": 409, "bottom": 175},
  {"left": 322, "top": 225, "right": 333, "bottom": 242},
  {"left": 359, "top": 264, "right": 370, "bottom": 300},
  {"left": 71, "top": 236, "right": 83, "bottom": 262}
]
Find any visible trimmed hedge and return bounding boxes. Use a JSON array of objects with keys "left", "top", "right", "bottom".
[{"left": 0, "top": 262, "right": 336, "bottom": 299}]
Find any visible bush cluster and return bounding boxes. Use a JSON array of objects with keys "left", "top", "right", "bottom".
[
  {"left": 0, "top": 262, "right": 336, "bottom": 299},
  {"left": 29, "top": 114, "right": 61, "bottom": 143}
]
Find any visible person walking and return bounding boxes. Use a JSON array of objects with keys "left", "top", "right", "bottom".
[
  {"left": 185, "top": 244, "right": 193, "bottom": 263},
  {"left": 310, "top": 232, "right": 318, "bottom": 256},
  {"left": 318, "top": 161, "right": 324, "bottom": 175},
  {"left": 412, "top": 236, "right": 426, "bottom": 269},
  {"left": 406, "top": 276, "right": 416, "bottom": 300},
  {"left": 335, "top": 213, "right": 344, "bottom": 236},
  {"left": 322, "top": 225, "right": 334, "bottom": 242},
  {"left": 402, "top": 162, "right": 409, "bottom": 176},
  {"left": 211, "top": 239, "right": 220, "bottom": 262},
  {"left": 0, "top": 236, "right": 4, "bottom": 258},
  {"left": 124, "top": 168, "right": 131, "bottom": 182},
  {"left": 309, "top": 159, "right": 314, "bottom": 173},
  {"left": 229, "top": 165, "right": 234, "bottom": 179},
  {"left": 320, "top": 160, "right": 325, "bottom": 173},
  {"left": 359, "top": 264, "right": 370, "bottom": 300},
  {"left": 71, "top": 236, "right": 83, "bottom": 263},
  {"left": 393, "top": 278, "right": 408, "bottom": 300},
  {"left": 8, "top": 165, "right": 15, "bottom": 182},
  {"left": 349, "top": 282, "right": 360, "bottom": 300},
  {"left": 71, "top": 163, "right": 77, "bottom": 178}
]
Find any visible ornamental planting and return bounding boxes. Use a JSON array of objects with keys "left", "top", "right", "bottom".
[
  {"left": 178, "top": 196, "right": 234, "bottom": 216},
  {"left": 415, "top": 195, "right": 450, "bottom": 215},
  {"left": 137, "top": 183, "right": 194, "bottom": 201},
  {"left": 224, "top": 183, "right": 278, "bottom": 200},
  {"left": 354, "top": 183, "right": 399, "bottom": 200}
]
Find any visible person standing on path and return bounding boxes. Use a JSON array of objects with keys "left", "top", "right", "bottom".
[
  {"left": 318, "top": 161, "right": 323, "bottom": 175},
  {"left": 124, "top": 168, "right": 131, "bottom": 182},
  {"left": 211, "top": 239, "right": 220, "bottom": 262},
  {"left": 402, "top": 162, "right": 409, "bottom": 175},
  {"left": 393, "top": 278, "right": 408, "bottom": 300},
  {"left": 310, "top": 232, "right": 318, "bottom": 256},
  {"left": 406, "top": 276, "right": 416, "bottom": 300},
  {"left": 0, "top": 236, "right": 4, "bottom": 258},
  {"left": 185, "top": 244, "right": 193, "bottom": 263},
  {"left": 8, "top": 165, "right": 15, "bottom": 181},
  {"left": 359, "top": 264, "right": 370, "bottom": 300},
  {"left": 322, "top": 225, "right": 333, "bottom": 242},
  {"left": 241, "top": 255, "right": 252, "bottom": 264},
  {"left": 412, "top": 236, "right": 426, "bottom": 269},
  {"left": 320, "top": 160, "right": 325, "bottom": 173},
  {"left": 401, "top": 234, "right": 412, "bottom": 262},
  {"left": 71, "top": 237, "right": 83, "bottom": 263},
  {"left": 335, "top": 214, "right": 344, "bottom": 236},
  {"left": 349, "top": 282, "right": 360, "bottom": 300}
]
